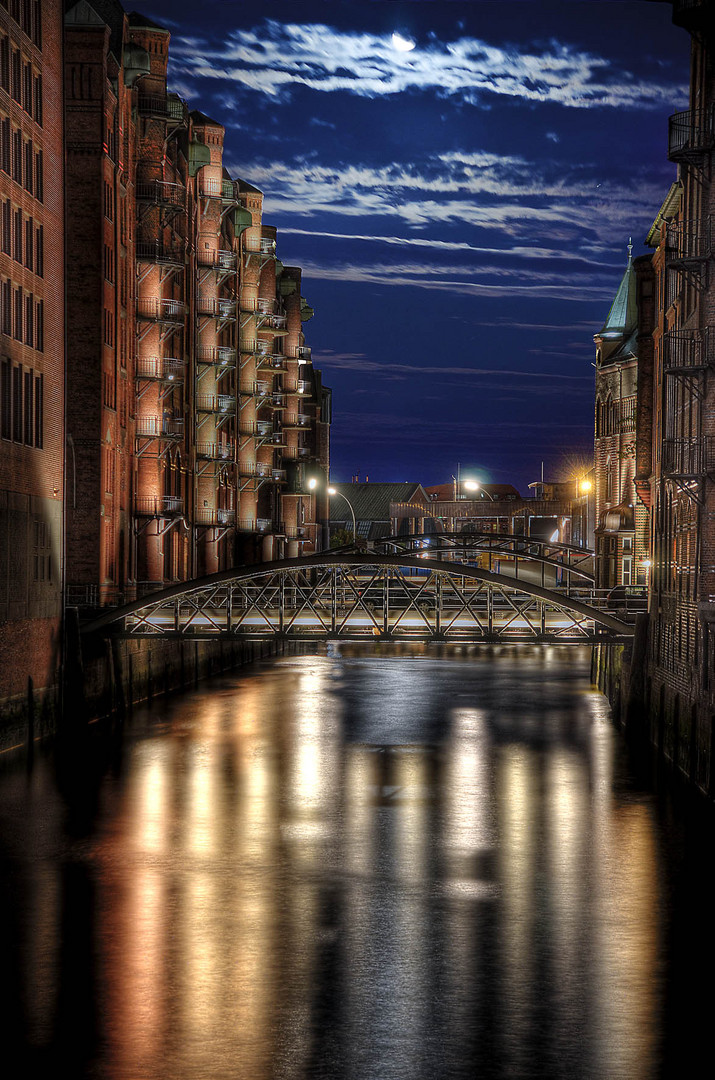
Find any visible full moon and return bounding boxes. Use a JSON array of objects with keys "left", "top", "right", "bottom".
[{"left": 391, "top": 32, "right": 416, "bottom": 52}]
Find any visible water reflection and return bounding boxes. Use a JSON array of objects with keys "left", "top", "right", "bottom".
[{"left": 0, "top": 647, "right": 710, "bottom": 1077}]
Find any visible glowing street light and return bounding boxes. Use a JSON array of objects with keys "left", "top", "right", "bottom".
[{"left": 328, "top": 485, "right": 357, "bottom": 543}]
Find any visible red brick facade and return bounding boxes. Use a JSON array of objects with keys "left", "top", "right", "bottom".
[
  {"left": 63, "top": 3, "right": 330, "bottom": 608},
  {"left": 0, "top": 0, "right": 64, "bottom": 717}
]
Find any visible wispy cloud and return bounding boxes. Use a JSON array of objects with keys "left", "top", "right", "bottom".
[
  {"left": 316, "top": 352, "right": 593, "bottom": 382},
  {"left": 172, "top": 21, "right": 686, "bottom": 111}
]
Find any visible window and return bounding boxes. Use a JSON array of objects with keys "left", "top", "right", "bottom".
[
  {"left": 24, "top": 291, "right": 32, "bottom": 345},
  {"left": 0, "top": 36, "right": 8, "bottom": 93},
  {"left": 1, "top": 279, "right": 10, "bottom": 334},
  {"left": 1, "top": 198, "right": 10, "bottom": 253},
  {"left": 0, "top": 116, "right": 9, "bottom": 173},
  {"left": 10, "top": 48, "right": 20, "bottom": 103},
  {"left": 622, "top": 556, "right": 632, "bottom": 587},
  {"left": 34, "top": 298, "right": 42, "bottom": 350},
  {"left": 13, "top": 205, "right": 21, "bottom": 261},
  {"left": 24, "top": 215, "right": 32, "bottom": 270},
  {"left": 33, "top": 372, "right": 41, "bottom": 446},
  {"left": 23, "top": 366, "right": 31, "bottom": 442},
  {"left": 13, "top": 285, "right": 21, "bottom": 340},
  {"left": 12, "top": 363, "right": 21, "bottom": 440},
  {"left": 23, "top": 138, "right": 32, "bottom": 194},
  {"left": 34, "top": 147, "right": 41, "bottom": 200},
  {"left": 32, "top": 73, "right": 41, "bottom": 125},
  {"left": 11, "top": 127, "right": 21, "bottom": 183},
  {"left": 32, "top": 519, "right": 51, "bottom": 582},
  {"left": 34, "top": 223, "right": 42, "bottom": 275},
  {"left": 0, "top": 359, "right": 10, "bottom": 438}
]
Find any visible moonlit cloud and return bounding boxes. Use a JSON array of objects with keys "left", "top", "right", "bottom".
[{"left": 171, "top": 21, "right": 685, "bottom": 111}]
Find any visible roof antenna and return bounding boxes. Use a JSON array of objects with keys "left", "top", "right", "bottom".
[{"left": 627, "top": 236, "right": 633, "bottom": 263}]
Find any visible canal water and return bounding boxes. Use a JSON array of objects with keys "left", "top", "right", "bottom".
[{"left": 0, "top": 646, "right": 713, "bottom": 1079}]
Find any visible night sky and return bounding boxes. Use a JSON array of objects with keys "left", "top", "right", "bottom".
[{"left": 141, "top": 0, "right": 689, "bottom": 492}]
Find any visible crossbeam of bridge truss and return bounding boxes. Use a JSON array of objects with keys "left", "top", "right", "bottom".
[{"left": 83, "top": 553, "right": 633, "bottom": 645}]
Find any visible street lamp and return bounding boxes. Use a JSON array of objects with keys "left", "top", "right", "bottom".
[
  {"left": 328, "top": 486, "right": 357, "bottom": 543},
  {"left": 467, "top": 480, "right": 495, "bottom": 502}
]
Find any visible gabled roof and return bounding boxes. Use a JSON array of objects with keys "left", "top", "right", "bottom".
[
  {"left": 328, "top": 482, "right": 427, "bottom": 523},
  {"left": 646, "top": 181, "right": 682, "bottom": 248},
  {"left": 597, "top": 243, "right": 637, "bottom": 340},
  {"left": 190, "top": 109, "right": 224, "bottom": 130}
]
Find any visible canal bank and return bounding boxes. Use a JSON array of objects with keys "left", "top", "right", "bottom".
[{"left": 0, "top": 611, "right": 292, "bottom": 756}]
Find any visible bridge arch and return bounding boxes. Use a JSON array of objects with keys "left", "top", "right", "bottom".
[{"left": 83, "top": 552, "right": 633, "bottom": 644}]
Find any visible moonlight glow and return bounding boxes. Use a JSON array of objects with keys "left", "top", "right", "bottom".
[{"left": 391, "top": 32, "right": 416, "bottom": 52}]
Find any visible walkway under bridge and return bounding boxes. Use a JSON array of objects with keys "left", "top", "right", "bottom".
[{"left": 83, "top": 552, "right": 635, "bottom": 645}]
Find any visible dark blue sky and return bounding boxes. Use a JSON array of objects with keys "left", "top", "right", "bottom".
[{"left": 142, "top": 0, "right": 688, "bottom": 491}]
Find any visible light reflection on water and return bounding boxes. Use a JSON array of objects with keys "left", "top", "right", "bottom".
[{"left": 0, "top": 646, "right": 710, "bottom": 1077}]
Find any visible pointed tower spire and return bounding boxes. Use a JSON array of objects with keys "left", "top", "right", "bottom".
[{"left": 597, "top": 241, "right": 638, "bottom": 339}]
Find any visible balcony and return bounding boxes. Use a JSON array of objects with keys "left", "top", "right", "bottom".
[
  {"left": 196, "top": 393, "right": 236, "bottom": 414},
  {"left": 237, "top": 518, "right": 273, "bottom": 534},
  {"left": 293, "top": 346, "right": 312, "bottom": 361},
  {"left": 662, "top": 436, "right": 715, "bottom": 477},
  {"left": 240, "top": 338, "right": 273, "bottom": 356},
  {"left": 672, "top": 0, "right": 708, "bottom": 30},
  {"left": 282, "top": 445, "right": 311, "bottom": 460},
  {"left": 138, "top": 92, "right": 189, "bottom": 126},
  {"left": 283, "top": 412, "right": 312, "bottom": 429},
  {"left": 241, "top": 297, "right": 276, "bottom": 316},
  {"left": 662, "top": 327, "right": 715, "bottom": 372},
  {"left": 135, "top": 495, "right": 184, "bottom": 517},
  {"left": 136, "top": 416, "right": 184, "bottom": 439},
  {"left": 244, "top": 237, "right": 277, "bottom": 257},
  {"left": 137, "top": 298, "right": 186, "bottom": 323},
  {"left": 265, "top": 392, "right": 287, "bottom": 410},
  {"left": 666, "top": 218, "right": 713, "bottom": 269},
  {"left": 196, "top": 442, "right": 234, "bottom": 461},
  {"left": 196, "top": 248, "right": 237, "bottom": 271},
  {"left": 195, "top": 507, "right": 236, "bottom": 527},
  {"left": 256, "top": 353, "right": 287, "bottom": 371},
  {"left": 136, "top": 356, "right": 185, "bottom": 381},
  {"left": 238, "top": 460, "right": 275, "bottom": 479},
  {"left": 136, "top": 180, "right": 186, "bottom": 209},
  {"left": 239, "top": 380, "right": 271, "bottom": 398},
  {"left": 136, "top": 241, "right": 186, "bottom": 266},
  {"left": 239, "top": 419, "right": 274, "bottom": 438},
  {"left": 284, "top": 379, "right": 310, "bottom": 395},
  {"left": 197, "top": 297, "right": 237, "bottom": 319},
  {"left": 196, "top": 345, "right": 237, "bottom": 369},
  {"left": 668, "top": 107, "right": 715, "bottom": 164}
]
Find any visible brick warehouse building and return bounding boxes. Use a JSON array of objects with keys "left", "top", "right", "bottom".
[
  {"left": 0, "top": 1, "right": 64, "bottom": 726},
  {"left": 623, "top": 0, "right": 715, "bottom": 793},
  {"left": 63, "top": 0, "right": 330, "bottom": 608}
]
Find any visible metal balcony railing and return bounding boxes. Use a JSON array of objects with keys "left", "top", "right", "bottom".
[
  {"left": 195, "top": 507, "right": 236, "bottom": 527},
  {"left": 668, "top": 107, "right": 715, "bottom": 163},
  {"left": 240, "top": 338, "right": 273, "bottom": 355},
  {"left": 135, "top": 495, "right": 184, "bottom": 517},
  {"left": 197, "top": 297, "right": 237, "bottom": 318},
  {"left": 137, "top": 298, "right": 186, "bottom": 322},
  {"left": 666, "top": 218, "right": 713, "bottom": 266},
  {"left": 260, "top": 315, "right": 287, "bottom": 330},
  {"left": 239, "top": 419, "right": 274, "bottom": 438},
  {"left": 662, "top": 327, "right": 715, "bottom": 372},
  {"left": 238, "top": 460, "right": 274, "bottom": 479},
  {"left": 136, "top": 180, "right": 186, "bottom": 208},
  {"left": 257, "top": 354, "right": 286, "bottom": 370},
  {"left": 240, "top": 298, "right": 276, "bottom": 316},
  {"left": 293, "top": 346, "right": 312, "bottom": 361},
  {"left": 136, "top": 356, "right": 185, "bottom": 381},
  {"left": 662, "top": 436, "right": 715, "bottom": 477},
  {"left": 136, "top": 241, "right": 186, "bottom": 265},
  {"left": 136, "top": 416, "right": 184, "bottom": 439},
  {"left": 196, "top": 248, "right": 237, "bottom": 270},
  {"left": 237, "top": 518, "right": 272, "bottom": 534},
  {"left": 267, "top": 392, "right": 286, "bottom": 408},
  {"left": 196, "top": 442, "right": 234, "bottom": 460},
  {"left": 239, "top": 380, "right": 271, "bottom": 398},
  {"left": 672, "top": 0, "right": 707, "bottom": 30},
  {"left": 198, "top": 178, "right": 222, "bottom": 198},
  {"left": 137, "top": 93, "right": 189, "bottom": 126},
  {"left": 244, "top": 237, "right": 277, "bottom": 256},
  {"left": 197, "top": 345, "right": 236, "bottom": 368},
  {"left": 196, "top": 394, "right": 236, "bottom": 414}
]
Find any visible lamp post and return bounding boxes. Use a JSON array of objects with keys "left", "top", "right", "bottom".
[
  {"left": 328, "top": 486, "right": 357, "bottom": 543},
  {"left": 578, "top": 478, "right": 592, "bottom": 550}
]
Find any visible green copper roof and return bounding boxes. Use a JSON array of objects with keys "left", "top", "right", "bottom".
[{"left": 598, "top": 242, "right": 637, "bottom": 339}]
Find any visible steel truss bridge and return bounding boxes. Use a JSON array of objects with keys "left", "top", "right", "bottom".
[{"left": 84, "top": 550, "right": 634, "bottom": 645}]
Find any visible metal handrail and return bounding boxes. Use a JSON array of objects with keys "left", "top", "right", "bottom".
[
  {"left": 135, "top": 495, "right": 184, "bottom": 517},
  {"left": 136, "top": 356, "right": 185, "bottom": 380}
]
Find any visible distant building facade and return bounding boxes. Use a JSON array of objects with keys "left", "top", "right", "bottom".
[
  {"left": 0, "top": 0, "right": 64, "bottom": 724},
  {"left": 593, "top": 246, "right": 650, "bottom": 592}
]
